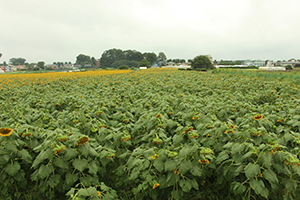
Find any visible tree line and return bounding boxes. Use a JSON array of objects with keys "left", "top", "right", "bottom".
[
  {"left": 74, "top": 49, "right": 168, "bottom": 69},
  {"left": 1, "top": 50, "right": 216, "bottom": 70}
]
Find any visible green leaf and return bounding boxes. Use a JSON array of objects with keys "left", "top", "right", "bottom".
[
  {"left": 53, "top": 157, "right": 69, "bottom": 169},
  {"left": 292, "top": 165, "right": 300, "bottom": 176},
  {"left": 173, "top": 134, "right": 184, "bottom": 145},
  {"left": 86, "top": 187, "right": 98, "bottom": 197},
  {"left": 244, "top": 163, "right": 260, "bottom": 179},
  {"left": 38, "top": 164, "right": 54, "bottom": 179},
  {"left": 178, "top": 160, "right": 192, "bottom": 175},
  {"left": 223, "top": 142, "right": 233, "bottom": 149},
  {"left": 153, "top": 159, "right": 164, "bottom": 172},
  {"left": 232, "top": 181, "right": 246, "bottom": 195},
  {"left": 190, "top": 165, "right": 202, "bottom": 176},
  {"left": 284, "top": 179, "right": 297, "bottom": 192},
  {"left": 231, "top": 143, "right": 245, "bottom": 154},
  {"left": 164, "top": 159, "right": 177, "bottom": 171},
  {"left": 171, "top": 190, "right": 183, "bottom": 200},
  {"left": 32, "top": 149, "right": 53, "bottom": 169},
  {"left": 179, "top": 179, "right": 192, "bottom": 192},
  {"left": 18, "top": 149, "right": 32, "bottom": 163},
  {"left": 73, "top": 158, "right": 88, "bottom": 172},
  {"left": 190, "top": 178, "right": 199, "bottom": 190},
  {"left": 48, "top": 174, "right": 61, "bottom": 188},
  {"left": 179, "top": 146, "right": 191, "bottom": 159},
  {"left": 234, "top": 165, "right": 243, "bottom": 176},
  {"left": 5, "top": 161, "right": 20, "bottom": 176},
  {"left": 260, "top": 153, "right": 272, "bottom": 168},
  {"left": 165, "top": 172, "right": 179, "bottom": 187},
  {"left": 5, "top": 142, "right": 18, "bottom": 153},
  {"left": 129, "top": 167, "right": 139, "bottom": 180},
  {"left": 66, "top": 188, "right": 75, "bottom": 196},
  {"left": 78, "top": 188, "right": 89, "bottom": 197},
  {"left": 88, "top": 161, "right": 98, "bottom": 175},
  {"left": 89, "top": 147, "right": 99, "bottom": 157},
  {"left": 78, "top": 144, "right": 90, "bottom": 158},
  {"left": 249, "top": 179, "right": 264, "bottom": 195},
  {"left": 260, "top": 187, "right": 269, "bottom": 199},
  {"left": 215, "top": 151, "right": 229, "bottom": 164},
  {"left": 64, "top": 148, "right": 78, "bottom": 160},
  {"left": 66, "top": 172, "right": 78, "bottom": 185},
  {"left": 241, "top": 151, "right": 252, "bottom": 160},
  {"left": 263, "top": 169, "right": 278, "bottom": 184}
]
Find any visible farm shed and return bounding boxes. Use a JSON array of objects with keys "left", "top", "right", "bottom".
[{"left": 259, "top": 67, "right": 286, "bottom": 71}]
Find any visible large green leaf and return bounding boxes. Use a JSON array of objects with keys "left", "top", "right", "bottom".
[
  {"left": 178, "top": 160, "right": 192, "bottom": 175},
  {"left": 263, "top": 169, "right": 278, "bottom": 184},
  {"left": 5, "top": 142, "right": 18, "bottom": 153},
  {"left": 215, "top": 151, "right": 229, "bottom": 164},
  {"left": 153, "top": 159, "right": 164, "bottom": 172},
  {"left": 66, "top": 172, "right": 78, "bottom": 185},
  {"left": 88, "top": 161, "right": 98, "bottom": 175},
  {"left": 73, "top": 158, "right": 88, "bottom": 172},
  {"left": 244, "top": 163, "right": 260, "bottom": 179},
  {"left": 231, "top": 181, "right": 246, "bottom": 195},
  {"left": 48, "top": 174, "right": 61, "bottom": 188},
  {"left": 18, "top": 149, "right": 32, "bottom": 163},
  {"left": 179, "top": 179, "right": 192, "bottom": 192},
  {"left": 5, "top": 161, "right": 20, "bottom": 176},
  {"left": 38, "top": 164, "right": 54, "bottom": 179},
  {"left": 164, "top": 159, "right": 177, "bottom": 171},
  {"left": 249, "top": 179, "right": 265, "bottom": 195},
  {"left": 53, "top": 157, "right": 69, "bottom": 169}
]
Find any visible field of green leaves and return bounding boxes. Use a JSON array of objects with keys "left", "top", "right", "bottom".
[{"left": 1, "top": 69, "right": 300, "bottom": 200}]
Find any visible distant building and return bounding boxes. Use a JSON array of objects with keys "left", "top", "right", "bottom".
[
  {"left": 253, "top": 60, "right": 265, "bottom": 66},
  {"left": 166, "top": 61, "right": 176, "bottom": 66},
  {"left": 64, "top": 64, "right": 74, "bottom": 69},
  {"left": 96, "top": 59, "right": 100, "bottom": 68},
  {"left": 259, "top": 66, "right": 286, "bottom": 71},
  {"left": 45, "top": 64, "right": 58, "bottom": 69},
  {"left": 84, "top": 64, "right": 92, "bottom": 68},
  {"left": 16, "top": 65, "right": 27, "bottom": 71}
]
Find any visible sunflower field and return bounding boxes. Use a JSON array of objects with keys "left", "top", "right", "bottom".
[{"left": 1, "top": 69, "right": 300, "bottom": 200}]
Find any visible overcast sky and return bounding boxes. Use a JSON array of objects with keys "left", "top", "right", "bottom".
[{"left": 1, "top": 0, "right": 300, "bottom": 64}]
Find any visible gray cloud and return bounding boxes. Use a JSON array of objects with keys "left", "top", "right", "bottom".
[{"left": 1, "top": 0, "right": 300, "bottom": 63}]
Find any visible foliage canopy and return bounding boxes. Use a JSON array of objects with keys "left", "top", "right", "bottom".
[{"left": 191, "top": 55, "right": 214, "bottom": 69}]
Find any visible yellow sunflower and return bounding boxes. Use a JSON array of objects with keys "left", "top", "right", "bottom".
[
  {"left": 0, "top": 128, "right": 13, "bottom": 137},
  {"left": 253, "top": 115, "right": 263, "bottom": 120},
  {"left": 76, "top": 136, "right": 89, "bottom": 146},
  {"left": 229, "top": 125, "right": 235, "bottom": 129},
  {"left": 152, "top": 183, "right": 160, "bottom": 189}
]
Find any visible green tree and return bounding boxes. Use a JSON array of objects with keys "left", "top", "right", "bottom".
[
  {"left": 124, "top": 50, "right": 143, "bottom": 62},
  {"left": 112, "top": 59, "right": 139, "bottom": 68},
  {"left": 285, "top": 65, "right": 293, "bottom": 70},
  {"left": 139, "top": 59, "right": 151, "bottom": 68},
  {"left": 76, "top": 54, "right": 91, "bottom": 67},
  {"left": 100, "top": 48, "right": 124, "bottom": 68},
  {"left": 0, "top": 53, "right": 2, "bottom": 58},
  {"left": 25, "top": 62, "right": 29, "bottom": 69},
  {"left": 37, "top": 61, "right": 45, "bottom": 69},
  {"left": 191, "top": 55, "right": 214, "bottom": 69},
  {"left": 157, "top": 52, "right": 167, "bottom": 66},
  {"left": 143, "top": 52, "right": 157, "bottom": 66},
  {"left": 118, "top": 65, "right": 129, "bottom": 69},
  {"left": 91, "top": 57, "right": 96, "bottom": 67},
  {"left": 9, "top": 57, "right": 26, "bottom": 65}
]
